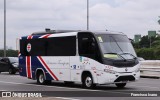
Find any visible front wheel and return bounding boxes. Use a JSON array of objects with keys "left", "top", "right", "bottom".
[
  {"left": 115, "top": 83, "right": 127, "bottom": 88},
  {"left": 9, "top": 68, "right": 16, "bottom": 74},
  {"left": 37, "top": 72, "right": 51, "bottom": 85},
  {"left": 82, "top": 74, "right": 96, "bottom": 88}
]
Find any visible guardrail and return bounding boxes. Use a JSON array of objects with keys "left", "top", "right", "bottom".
[{"left": 140, "top": 60, "right": 160, "bottom": 78}]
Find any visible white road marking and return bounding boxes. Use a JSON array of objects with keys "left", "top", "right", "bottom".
[
  {"left": 1, "top": 80, "right": 158, "bottom": 91},
  {"left": 9, "top": 75, "right": 21, "bottom": 77},
  {"left": 0, "top": 81, "right": 130, "bottom": 95},
  {"left": 55, "top": 97, "right": 80, "bottom": 100},
  {"left": 0, "top": 80, "right": 159, "bottom": 95},
  {"left": 0, "top": 81, "right": 101, "bottom": 92},
  {"left": 128, "top": 85, "right": 160, "bottom": 89},
  {"left": 131, "top": 81, "right": 160, "bottom": 85}
]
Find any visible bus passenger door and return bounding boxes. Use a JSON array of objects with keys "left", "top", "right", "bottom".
[{"left": 70, "top": 56, "right": 82, "bottom": 82}]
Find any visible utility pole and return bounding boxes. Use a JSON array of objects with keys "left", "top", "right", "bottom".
[
  {"left": 87, "top": 0, "right": 89, "bottom": 30},
  {"left": 4, "top": 0, "right": 6, "bottom": 57},
  {"left": 158, "top": 16, "right": 160, "bottom": 25}
]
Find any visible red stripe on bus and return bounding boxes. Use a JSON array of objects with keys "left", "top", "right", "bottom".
[
  {"left": 38, "top": 56, "right": 59, "bottom": 81},
  {"left": 27, "top": 35, "right": 33, "bottom": 39},
  {"left": 43, "top": 34, "right": 51, "bottom": 38},
  {"left": 27, "top": 56, "right": 31, "bottom": 79}
]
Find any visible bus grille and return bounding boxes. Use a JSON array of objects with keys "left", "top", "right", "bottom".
[
  {"left": 114, "top": 75, "right": 135, "bottom": 82},
  {"left": 113, "top": 60, "right": 137, "bottom": 67}
]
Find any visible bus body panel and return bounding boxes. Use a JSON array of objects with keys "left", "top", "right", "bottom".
[
  {"left": 19, "top": 56, "right": 54, "bottom": 80},
  {"left": 70, "top": 56, "right": 83, "bottom": 82},
  {"left": 19, "top": 55, "right": 140, "bottom": 84},
  {"left": 19, "top": 30, "right": 140, "bottom": 86}
]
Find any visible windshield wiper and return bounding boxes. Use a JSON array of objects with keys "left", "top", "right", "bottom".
[
  {"left": 120, "top": 53, "right": 137, "bottom": 59},
  {"left": 104, "top": 53, "right": 127, "bottom": 61},
  {"left": 110, "top": 36, "right": 124, "bottom": 53}
]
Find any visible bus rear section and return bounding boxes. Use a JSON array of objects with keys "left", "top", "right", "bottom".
[{"left": 19, "top": 30, "right": 140, "bottom": 88}]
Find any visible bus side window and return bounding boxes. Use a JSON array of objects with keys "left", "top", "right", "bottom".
[{"left": 20, "top": 40, "right": 27, "bottom": 56}]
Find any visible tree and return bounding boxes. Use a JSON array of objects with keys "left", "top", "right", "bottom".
[
  {"left": 139, "top": 35, "right": 150, "bottom": 48},
  {"left": 0, "top": 49, "right": 18, "bottom": 57}
]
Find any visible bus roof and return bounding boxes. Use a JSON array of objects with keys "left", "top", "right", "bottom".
[
  {"left": 31, "top": 29, "right": 124, "bottom": 35},
  {"left": 20, "top": 29, "right": 125, "bottom": 40}
]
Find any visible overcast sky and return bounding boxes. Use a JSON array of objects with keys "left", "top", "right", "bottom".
[{"left": 0, "top": 0, "right": 160, "bottom": 50}]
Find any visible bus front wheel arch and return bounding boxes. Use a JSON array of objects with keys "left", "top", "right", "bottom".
[{"left": 82, "top": 71, "right": 96, "bottom": 88}]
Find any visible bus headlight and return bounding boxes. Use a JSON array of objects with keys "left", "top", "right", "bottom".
[{"left": 104, "top": 69, "right": 117, "bottom": 74}]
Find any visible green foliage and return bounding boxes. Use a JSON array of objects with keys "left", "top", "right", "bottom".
[
  {"left": 152, "top": 40, "right": 160, "bottom": 48},
  {"left": 139, "top": 35, "right": 150, "bottom": 48},
  {"left": 133, "top": 35, "right": 160, "bottom": 60},
  {"left": 0, "top": 49, "right": 18, "bottom": 57},
  {"left": 153, "top": 46, "right": 160, "bottom": 59},
  {"left": 0, "top": 50, "right": 3, "bottom": 57},
  {"left": 136, "top": 48, "right": 155, "bottom": 60}
]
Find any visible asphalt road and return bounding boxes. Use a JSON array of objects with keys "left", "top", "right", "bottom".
[{"left": 0, "top": 72, "right": 160, "bottom": 100}]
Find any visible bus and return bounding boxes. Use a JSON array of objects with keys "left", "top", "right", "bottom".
[{"left": 19, "top": 29, "right": 140, "bottom": 88}]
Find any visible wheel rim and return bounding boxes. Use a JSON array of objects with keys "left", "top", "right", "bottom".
[
  {"left": 39, "top": 74, "right": 44, "bottom": 83},
  {"left": 85, "top": 76, "right": 92, "bottom": 87}
]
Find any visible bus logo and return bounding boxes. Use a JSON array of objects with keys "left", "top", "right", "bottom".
[{"left": 27, "top": 43, "right": 31, "bottom": 52}]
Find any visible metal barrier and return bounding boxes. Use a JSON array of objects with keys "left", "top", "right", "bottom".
[{"left": 140, "top": 60, "right": 160, "bottom": 78}]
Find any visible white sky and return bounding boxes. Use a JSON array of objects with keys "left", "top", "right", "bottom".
[{"left": 0, "top": 0, "right": 160, "bottom": 49}]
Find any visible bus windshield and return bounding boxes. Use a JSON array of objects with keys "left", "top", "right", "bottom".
[{"left": 96, "top": 34, "right": 137, "bottom": 60}]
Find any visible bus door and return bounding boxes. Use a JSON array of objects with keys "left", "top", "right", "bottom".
[
  {"left": 77, "top": 32, "right": 102, "bottom": 63},
  {"left": 70, "top": 32, "right": 102, "bottom": 82}
]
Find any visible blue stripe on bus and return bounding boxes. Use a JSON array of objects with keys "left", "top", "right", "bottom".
[{"left": 19, "top": 56, "right": 53, "bottom": 80}]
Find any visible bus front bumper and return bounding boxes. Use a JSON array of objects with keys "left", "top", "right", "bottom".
[{"left": 97, "top": 71, "right": 140, "bottom": 85}]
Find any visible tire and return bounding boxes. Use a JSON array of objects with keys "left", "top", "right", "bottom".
[
  {"left": 82, "top": 74, "right": 95, "bottom": 88},
  {"left": 37, "top": 72, "right": 51, "bottom": 85},
  {"left": 115, "top": 83, "right": 127, "bottom": 88},
  {"left": 9, "top": 68, "right": 14, "bottom": 74},
  {"left": 12, "top": 71, "right": 16, "bottom": 74}
]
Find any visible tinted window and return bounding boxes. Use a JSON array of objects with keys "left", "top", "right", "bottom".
[
  {"left": 78, "top": 33, "right": 102, "bottom": 62},
  {"left": 20, "top": 36, "right": 76, "bottom": 56},
  {"left": 47, "top": 36, "right": 76, "bottom": 56},
  {"left": 20, "top": 39, "right": 46, "bottom": 56}
]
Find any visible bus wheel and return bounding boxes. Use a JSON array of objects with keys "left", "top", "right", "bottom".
[
  {"left": 37, "top": 72, "right": 45, "bottom": 85},
  {"left": 82, "top": 74, "right": 95, "bottom": 88},
  {"left": 37, "top": 72, "right": 51, "bottom": 85},
  {"left": 115, "top": 83, "right": 126, "bottom": 88}
]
